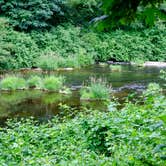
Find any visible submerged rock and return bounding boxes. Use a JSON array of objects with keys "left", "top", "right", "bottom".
[
  {"left": 71, "top": 85, "right": 82, "bottom": 91},
  {"left": 107, "top": 61, "right": 130, "bottom": 65},
  {"left": 116, "top": 84, "right": 146, "bottom": 92},
  {"left": 20, "top": 68, "right": 42, "bottom": 73}
]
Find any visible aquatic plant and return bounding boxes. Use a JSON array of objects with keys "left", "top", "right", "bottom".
[
  {"left": 0, "top": 75, "right": 67, "bottom": 92},
  {"left": 43, "top": 76, "right": 64, "bottom": 91},
  {"left": 81, "top": 78, "right": 111, "bottom": 100},
  {"left": 0, "top": 76, "right": 26, "bottom": 90},
  {"left": 27, "top": 76, "right": 43, "bottom": 89},
  {"left": 110, "top": 65, "right": 122, "bottom": 72}
]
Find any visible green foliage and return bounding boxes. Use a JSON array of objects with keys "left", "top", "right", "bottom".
[
  {"left": 143, "top": 83, "right": 163, "bottom": 104},
  {"left": 98, "top": 0, "right": 166, "bottom": 29},
  {"left": 67, "top": 0, "right": 99, "bottom": 8},
  {"left": 43, "top": 76, "right": 64, "bottom": 91},
  {"left": 0, "top": 76, "right": 26, "bottom": 90},
  {"left": 66, "top": 0, "right": 100, "bottom": 25},
  {"left": 0, "top": 75, "right": 65, "bottom": 91},
  {"left": 98, "top": 24, "right": 166, "bottom": 61},
  {"left": 32, "top": 23, "right": 166, "bottom": 63},
  {"left": 81, "top": 78, "right": 111, "bottom": 100},
  {"left": 27, "top": 76, "right": 42, "bottom": 89},
  {"left": 0, "top": 17, "right": 39, "bottom": 69},
  {"left": 0, "top": 0, "right": 66, "bottom": 31},
  {"left": 35, "top": 49, "right": 94, "bottom": 70},
  {"left": 0, "top": 88, "right": 166, "bottom": 165},
  {"left": 160, "top": 69, "right": 166, "bottom": 81},
  {"left": 0, "top": 19, "right": 166, "bottom": 70},
  {"left": 35, "top": 54, "right": 59, "bottom": 70}
]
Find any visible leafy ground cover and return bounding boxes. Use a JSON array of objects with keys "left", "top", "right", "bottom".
[{"left": 0, "top": 84, "right": 165, "bottom": 165}]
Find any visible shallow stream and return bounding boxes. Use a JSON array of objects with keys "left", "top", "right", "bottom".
[{"left": 0, "top": 64, "right": 165, "bottom": 125}]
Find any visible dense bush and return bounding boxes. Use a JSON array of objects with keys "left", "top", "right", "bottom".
[
  {"left": 0, "top": 17, "right": 39, "bottom": 69},
  {"left": 0, "top": 18, "right": 166, "bottom": 70},
  {"left": 0, "top": 0, "right": 66, "bottom": 31},
  {"left": 97, "top": 0, "right": 166, "bottom": 29},
  {"left": 0, "top": 0, "right": 100, "bottom": 31},
  {"left": 32, "top": 23, "right": 166, "bottom": 62},
  {"left": 66, "top": 0, "right": 100, "bottom": 25},
  {"left": 0, "top": 85, "right": 165, "bottom": 165}
]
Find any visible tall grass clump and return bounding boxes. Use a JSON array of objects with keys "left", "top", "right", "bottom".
[
  {"left": 35, "top": 55, "right": 58, "bottom": 70},
  {"left": 43, "top": 76, "right": 64, "bottom": 91},
  {"left": 81, "top": 78, "right": 111, "bottom": 100},
  {"left": 27, "top": 76, "right": 43, "bottom": 89},
  {"left": 35, "top": 50, "right": 94, "bottom": 70},
  {"left": 0, "top": 76, "right": 26, "bottom": 90}
]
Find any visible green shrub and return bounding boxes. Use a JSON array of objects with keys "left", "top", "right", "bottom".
[
  {"left": 27, "top": 76, "right": 43, "bottom": 89},
  {"left": 31, "top": 23, "right": 166, "bottom": 64},
  {"left": 43, "top": 76, "right": 64, "bottom": 91},
  {"left": 1, "top": 19, "right": 166, "bottom": 70},
  {"left": 76, "top": 48, "right": 94, "bottom": 67},
  {"left": 0, "top": 0, "right": 66, "bottom": 31},
  {"left": 0, "top": 76, "right": 26, "bottom": 90},
  {"left": 0, "top": 17, "right": 39, "bottom": 69},
  {"left": 81, "top": 78, "right": 111, "bottom": 100}
]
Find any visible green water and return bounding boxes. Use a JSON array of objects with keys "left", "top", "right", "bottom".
[{"left": 0, "top": 64, "right": 165, "bottom": 124}]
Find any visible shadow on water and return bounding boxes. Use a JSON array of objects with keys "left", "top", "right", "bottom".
[{"left": 0, "top": 64, "right": 165, "bottom": 125}]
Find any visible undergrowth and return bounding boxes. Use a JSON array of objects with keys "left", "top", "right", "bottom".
[{"left": 0, "top": 84, "right": 165, "bottom": 165}]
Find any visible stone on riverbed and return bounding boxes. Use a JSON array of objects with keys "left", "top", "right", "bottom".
[
  {"left": 144, "top": 62, "right": 166, "bottom": 67},
  {"left": 57, "top": 68, "right": 74, "bottom": 71}
]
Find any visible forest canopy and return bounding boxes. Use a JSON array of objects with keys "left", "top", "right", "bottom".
[
  {"left": 96, "top": 0, "right": 166, "bottom": 30},
  {"left": 0, "top": 0, "right": 165, "bottom": 31}
]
